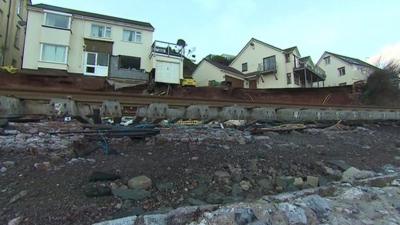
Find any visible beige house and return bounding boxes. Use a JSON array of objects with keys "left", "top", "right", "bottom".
[
  {"left": 192, "top": 58, "right": 246, "bottom": 88},
  {"left": 0, "top": 0, "right": 30, "bottom": 68},
  {"left": 22, "top": 4, "right": 183, "bottom": 84},
  {"left": 316, "top": 51, "right": 378, "bottom": 87},
  {"left": 229, "top": 38, "right": 326, "bottom": 89}
]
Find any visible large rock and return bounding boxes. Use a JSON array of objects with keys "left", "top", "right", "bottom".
[
  {"left": 234, "top": 208, "right": 258, "bottom": 225},
  {"left": 305, "top": 176, "right": 319, "bottom": 188},
  {"left": 278, "top": 203, "right": 308, "bottom": 225},
  {"left": 342, "top": 167, "right": 375, "bottom": 183},
  {"left": 84, "top": 185, "right": 112, "bottom": 197},
  {"left": 214, "top": 170, "right": 231, "bottom": 184},
  {"left": 300, "top": 195, "right": 331, "bottom": 220},
  {"left": 89, "top": 171, "right": 121, "bottom": 182},
  {"left": 112, "top": 188, "right": 151, "bottom": 200},
  {"left": 127, "top": 175, "right": 152, "bottom": 190}
]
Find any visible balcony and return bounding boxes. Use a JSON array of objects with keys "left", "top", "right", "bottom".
[
  {"left": 257, "top": 63, "right": 277, "bottom": 75},
  {"left": 293, "top": 58, "right": 326, "bottom": 82},
  {"left": 151, "top": 41, "right": 183, "bottom": 58}
]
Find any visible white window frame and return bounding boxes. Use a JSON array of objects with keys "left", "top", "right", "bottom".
[
  {"left": 91, "top": 24, "right": 112, "bottom": 39},
  {"left": 324, "top": 56, "right": 331, "bottom": 65},
  {"left": 338, "top": 67, "right": 346, "bottom": 76},
  {"left": 43, "top": 10, "right": 72, "bottom": 29},
  {"left": 40, "top": 43, "right": 69, "bottom": 64},
  {"left": 122, "top": 29, "right": 142, "bottom": 43}
]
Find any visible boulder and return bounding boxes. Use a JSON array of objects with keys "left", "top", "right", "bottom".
[
  {"left": 127, "top": 175, "right": 152, "bottom": 190},
  {"left": 342, "top": 167, "right": 375, "bottom": 183},
  {"left": 89, "top": 171, "right": 121, "bottom": 182},
  {"left": 300, "top": 195, "right": 331, "bottom": 219},
  {"left": 278, "top": 203, "right": 307, "bottom": 225},
  {"left": 305, "top": 176, "right": 319, "bottom": 188},
  {"left": 240, "top": 180, "right": 252, "bottom": 191},
  {"left": 214, "top": 170, "right": 231, "bottom": 184},
  {"left": 234, "top": 208, "right": 258, "bottom": 225},
  {"left": 84, "top": 185, "right": 112, "bottom": 197},
  {"left": 294, "top": 178, "right": 304, "bottom": 188}
]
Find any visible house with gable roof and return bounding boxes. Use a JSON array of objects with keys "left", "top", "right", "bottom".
[{"left": 316, "top": 51, "right": 379, "bottom": 87}]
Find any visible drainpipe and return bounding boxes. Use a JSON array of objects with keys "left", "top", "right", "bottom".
[{"left": 2, "top": 0, "right": 12, "bottom": 66}]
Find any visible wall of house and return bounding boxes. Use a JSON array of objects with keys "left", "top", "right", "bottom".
[
  {"left": 0, "top": 0, "right": 28, "bottom": 68},
  {"left": 192, "top": 61, "right": 225, "bottom": 86},
  {"left": 109, "top": 55, "right": 148, "bottom": 80},
  {"left": 23, "top": 7, "right": 154, "bottom": 75},
  {"left": 317, "top": 53, "right": 374, "bottom": 87},
  {"left": 230, "top": 40, "right": 298, "bottom": 89}
]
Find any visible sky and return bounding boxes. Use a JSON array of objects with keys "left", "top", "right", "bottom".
[{"left": 32, "top": 0, "right": 400, "bottom": 65}]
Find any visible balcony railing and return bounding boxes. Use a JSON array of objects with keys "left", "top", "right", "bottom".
[
  {"left": 257, "top": 63, "right": 277, "bottom": 74},
  {"left": 294, "top": 60, "right": 326, "bottom": 79},
  {"left": 151, "top": 41, "right": 183, "bottom": 58}
]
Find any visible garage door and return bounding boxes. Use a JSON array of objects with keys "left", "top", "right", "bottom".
[{"left": 155, "top": 61, "right": 180, "bottom": 84}]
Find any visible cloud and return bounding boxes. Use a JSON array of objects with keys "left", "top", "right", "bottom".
[{"left": 368, "top": 42, "right": 400, "bottom": 66}]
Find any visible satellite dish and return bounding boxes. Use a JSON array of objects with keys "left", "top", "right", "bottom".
[{"left": 177, "top": 39, "right": 186, "bottom": 48}]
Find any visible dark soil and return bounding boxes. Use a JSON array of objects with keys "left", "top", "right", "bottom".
[{"left": 1, "top": 123, "right": 400, "bottom": 225}]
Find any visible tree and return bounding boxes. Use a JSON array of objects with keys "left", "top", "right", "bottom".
[{"left": 361, "top": 61, "right": 400, "bottom": 106}]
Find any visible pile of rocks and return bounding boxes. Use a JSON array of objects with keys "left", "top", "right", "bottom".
[
  {"left": 0, "top": 121, "right": 84, "bottom": 153},
  {"left": 156, "top": 126, "right": 252, "bottom": 145},
  {"left": 94, "top": 167, "right": 400, "bottom": 225}
]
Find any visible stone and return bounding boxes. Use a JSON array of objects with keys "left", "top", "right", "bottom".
[
  {"left": 127, "top": 175, "right": 152, "bottom": 190},
  {"left": 257, "top": 179, "right": 273, "bottom": 191},
  {"left": 34, "top": 162, "right": 51, "bottom": 171},
  {"left": 156, "top": 181, "right": 176, "bottom": 192},
  {"left": 240, "top": 180, "right": 252, "bottom": 191},
  {"left": 84, "top": 185, "right": 112, "bottom": 197},
  {"left": 9, "top": 190, "right": 28, "bottom": 204},
  {"left": 89, "top": 171, "right": 121, "bottom": 182},
  {"left": 301, "top": 195, "right": 331, "bottom": 219},
  {"left": 214, "top": 170, "right": 231, "bottom": 184},
  {"left": 276, "top": 176, "right": 295, "bottom": 191},
  {"left": 234, "top": 208, "right": 258, "bottom": 225},
  {"left": 327, "top": 160, "right": 351, "bottom": 171},
  {"left": 0, "top": 167, "right": 7, "bottom": 173},
  {"left": 305, "top": 176, "right": 319, "bottom": 187},
  {"left": 8, "top": 216, "right": 23, "bottom": 225},
  {"left": 112, "top": 188, "right": 151, "bottom": 201},
  {"left": 342, "top": 167, "right": 375, "bottom": 183},
  {"left": 206, "top": 192, "right": 225, "bottom": 204},
  {"left": 278, "top": 203, "right": 307, "bottom": 225},
  {"left": 3, "top": 161, "right": 15, "bottom": 167},
  {"left": 293, "top": 178, "right": 304, "bottom": 188},
  {"left": 232, "top": 183, "right": 243, "bottom": 197}
]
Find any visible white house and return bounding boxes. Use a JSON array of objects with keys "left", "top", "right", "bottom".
[
  {"left": 22, "top": 4, "right": 183, "bottom": 84},
  {"left": 192, "top": 58, "right": 246, "bottom": 88},
  {"left": 229, "top": 38, "right": 326, "bottom": 89},
  {"left": 316, "top": 51, "right": 378, "bottom": 87}
]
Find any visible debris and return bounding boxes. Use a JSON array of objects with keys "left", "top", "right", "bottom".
[
  {"left": 9, "top": 190, "right": 28, "bottom": 204},
  {"left": 7, "top": 216, "right": 23, "bottom": 225},
  {"left": 252, "top": 124, "right": 306, "bottom": 134},
  {"left": 127, "top": 175, "right": 152, "bottom": 190}
]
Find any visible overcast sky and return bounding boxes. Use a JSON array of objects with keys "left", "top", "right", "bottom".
[{"left": 32, "top": 0, "right": 400, "bottom": 65}]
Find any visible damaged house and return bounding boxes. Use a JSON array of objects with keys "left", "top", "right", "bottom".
[{"left": 22, "top": 4, "right": 184, "bottom": 86}]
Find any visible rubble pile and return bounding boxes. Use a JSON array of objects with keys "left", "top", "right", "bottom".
[
  {"left": 156, "top": 126, "right": 252, "bottom": 144},
  {"left": 95, "top": 169, "right": 400, "bottom": 225},
  {"left": 0, "top": 121, "right": 84, "bottom": 153}
]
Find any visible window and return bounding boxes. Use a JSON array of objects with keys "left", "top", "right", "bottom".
[
  {"left": 324, "top": 56, "right": 331, "bottom": 65},
  {"left": 263, "top": 56, "right": 276, "bottom": 71},
  {"left": 44, "top": 12, "right": 71, "bottom": 29},
  {"left": 14, "top": 26, "right": 20, "bottom": 49},
  {"left": 338, "top": 67, "right": 346, "bottom": 76},
  {"left": 91, "top": 24, "right": 111, "bottom": 38},
  {"left": 285, "top": 53, "right": 291, "bottom": 63},
  {"left": 40, "top": 44, "right": 68, "bottom": 63},
  {"left": 287, "top": 73, "right": 292, "bottom": 84},
  {"left": 339, "top": 82, "right": 347, "bottom": 86},
  {"left": 242, "top": 63, "right": 248, "bottom": 72},
  {"left": 123, "top": 30, "right": 142, "bottom": 43},
  {"left": 16, "top": 0, "right": 22, "bottom": 15},
  {"left": 119, "top": 56, "right": 141, "bottom": 70}
]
